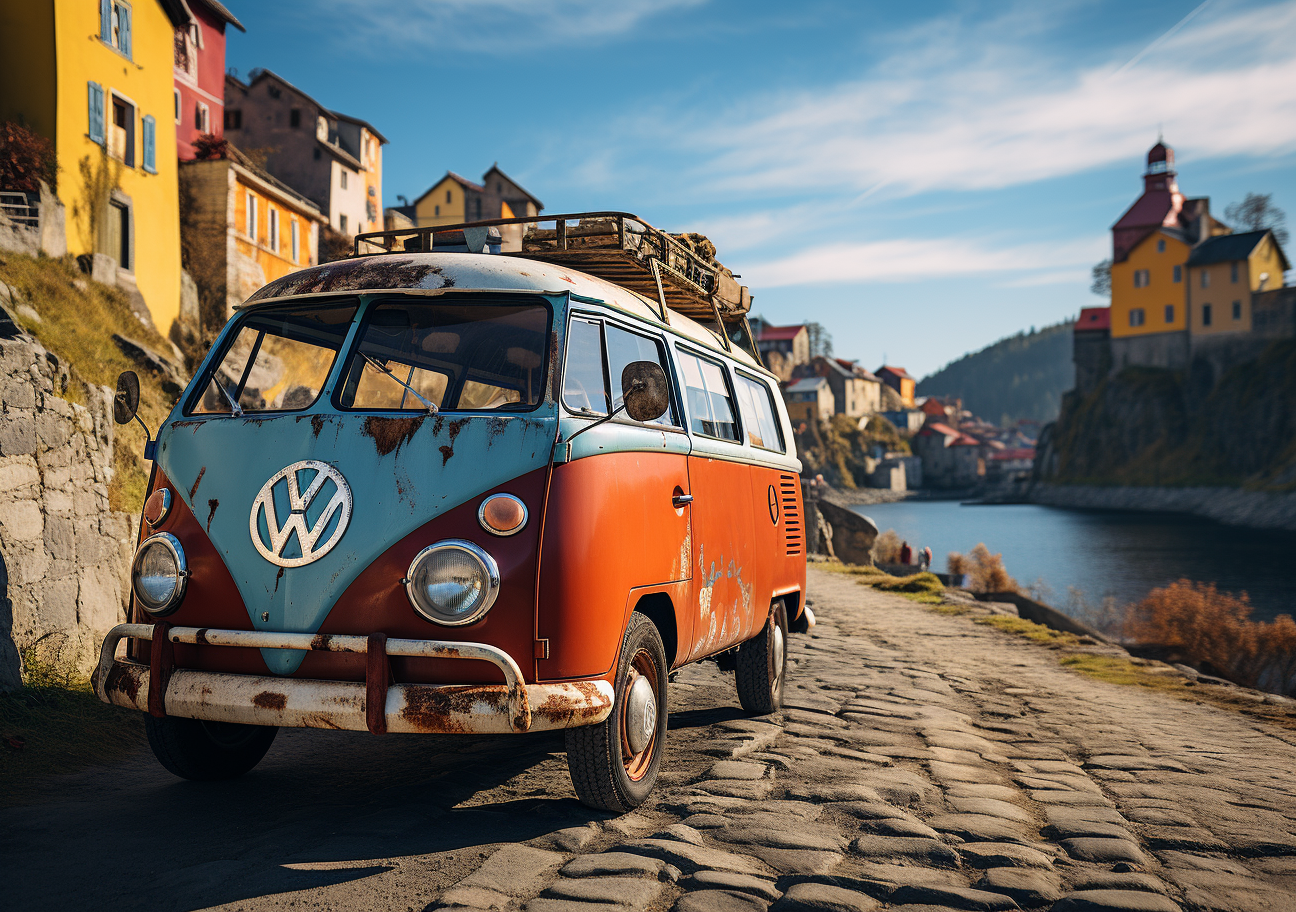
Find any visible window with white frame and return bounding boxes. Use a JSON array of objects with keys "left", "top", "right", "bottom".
[
  {"left": 101, "top": 1, "right": 133, "bottom": 58},
  {"left": 268, "top": 207, "right": 279, "bottom": 252},
  {"left": 290, "top": 220, "right": 300, "bottom": 263},
  {"left": 246, "top": 192, "right": 258, "bottom": 240},
  {"left": 1133, "top": 269, "right": 1150, "bottom": 288},
  {"left": 195, "top": 102, "right": 209, "bottom": 134},
  {"left": 340, "top": 170, "right": 348, "bottom": 189},
  {"left": 339, "top": 213, "right": 348, "bottom": 233}
]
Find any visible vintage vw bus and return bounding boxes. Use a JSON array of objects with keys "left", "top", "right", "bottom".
[{"left": 96, "top": 213, "right": 808, "bottom": 811}]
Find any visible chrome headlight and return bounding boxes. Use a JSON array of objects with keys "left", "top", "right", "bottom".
[
  {"left": 404, "top": 540, "right": 500, "bottom": 626},
  {"left": 131, "top": 533, "right": 188, "bottom": 616}
]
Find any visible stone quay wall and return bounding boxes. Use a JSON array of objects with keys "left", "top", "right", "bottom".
[
  {"left": 0, "top": 333, "right": 135, "bottom": 690},
  {"left": 1031, "top": 481, "right": 1296, "bottom": 532}
]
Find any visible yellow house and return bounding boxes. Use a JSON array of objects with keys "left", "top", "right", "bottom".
[
  {"left": 0, "top": 0, "right": 187, "bottom": 333},
  {"left": 1110, "top": 228, "right": 1191, "bottom": 337},
  {"left": 180, "top": 147, "right": 325, "bottom": 321},
  {"left": 1186, "top": 231, "right": 1291, "bottom": 337},
  {"left": 407, "top": 165, "right": 542, "bottom": 229}
]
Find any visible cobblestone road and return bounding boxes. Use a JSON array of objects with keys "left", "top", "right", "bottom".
[{"left": 6, "top": 565, "right": 1296, "bottom": 911}]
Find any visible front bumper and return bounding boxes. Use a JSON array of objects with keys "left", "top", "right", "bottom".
[{"left": 94, "top": 623, "right": 614, "bottom": 735}]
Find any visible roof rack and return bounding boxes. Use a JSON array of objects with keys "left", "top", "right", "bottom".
[{"left": 352, "top": 211, "right": 752, "bottom": 329}]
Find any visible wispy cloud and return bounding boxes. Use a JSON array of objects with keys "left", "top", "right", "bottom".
[
  {"left": 689, "top": 0, "right": 1296, "bottom": 198},
  {"left": 740, "top": 235, "right": 1107, "bottom": 288},
  {"left": 316, "top": 0, "right": 705, "bottom": 51}
]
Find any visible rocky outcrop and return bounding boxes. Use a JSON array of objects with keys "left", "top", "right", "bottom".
[
  {"left": 1031, "top": 482, "right": 1296, "bottom": 532},
  {"left": 817, "top": 497, "right": 879, "bottom": 565},
  {"left": 0, "top": 331, "right": 134, "bottom": 689}
]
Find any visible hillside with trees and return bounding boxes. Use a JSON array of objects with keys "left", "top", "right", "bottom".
[{"left": 917, "top": 321, "right": 1075, "bottom": 425}]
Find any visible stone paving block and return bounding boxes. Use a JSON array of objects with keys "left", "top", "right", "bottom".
[
  {"left": 945, "top": 784, "right": 1023, "bottom": 803},
  {"left": 534, "top": 826, "right": 600, "bottom": 853},
  {"left": 709, "top": 760, "right": 770, "bottom": 780},
  {"left": 1058, "top": 838, "right": 1147, "bottom": 865},
  {"left": 1066, "top": 873, "right": 1168, "bottom": 895},
  {"left": 1043, "top": 807, "right": 1129, "bottom": 829},
  {"left": 1085, "top": 756, "right": 1188, "bottom": 773},
  {"left": 617, "top": 839, "right": 764, "bottom": 875},
  {"left": 930, "top": 761, "right": 1004, "bottom": 784},
  {"left": 1136, "top": 826, "right": 1228, "bottom": 852},
  {"left": 888, "top": 883, "right": 1021, "bottom": 910},
  {"left": 560, "top": 852, "right": 672, "bottom": 880},
  {"left": 956, "top": 842, "right": 1056, "bottom": 869},
  {"left": 526, "top": 899, "right": 634, "bottom": 912},
  {"left": 850, "top": 836, "right": 961, "bottom": 868},
  {"left": 542, "top": 875, "right": 667, "bottom": 909},
  {"left": 948, "top": 798, "right": 1035, "bottom": 824},
  {"left": 1041, "top": 820, "right": 1132, "bottom": 840},
  {"left": 926, "top": 814, "right": 1035, "bottom": 844},
  {"left": 686, "top": 870, "right": 781, "bottom": 901},
  {"left": 856, "top": 816, "right": 941, "bottom": 840},
  {"left": 682, "top": 814, "right": 729, "bottom": 830},
  {"left": 977, "top": 868, "right": 1062, "bottom": 906},
  {"left": 1049, "top": 889, "right": 1181, "bottom": 912},
  {"left": 461, "top": 845, "right": 565, "bottom": 897},
  {"left": 786, "top": 784, "right": 883, "bottom": 804},
  {"left": 652, "top": 824, "right": 705, "bottom": 846},
  {"left": 831, "top": 800, "right": 913, "bottom": 821},
  {"left": 1030, "top": 791, "right": 1114, "bottom": 807},
  {"left": 674, "top": 889, "right": 769, "bottom": 912},
  {"left": 699, "top": 780, "right": 777, "bottom": 800},
  {"left": 717, "top": 822, "right": 844, "bottom": 852},
  {"left": 438, "top": 883, "right": 511, "bottom": 910},
  {"left": 740, "top": 847, "right": 842, "bottom": 875},
  {"left": 771, "top": 882, "right": 880, "bottom": 911}
]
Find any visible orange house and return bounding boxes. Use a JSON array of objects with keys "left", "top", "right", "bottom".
[{"left": 876, "top": 366, "right": 915, "bottom": 407}]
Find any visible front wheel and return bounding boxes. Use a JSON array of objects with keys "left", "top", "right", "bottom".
[
  {"left": 736, "top": 599, "right": 787, "bottom": 714},
  {"left": 565, "top": 613, "right": 668, "bottom": 812},
  {"left": 145, "top": 715, "right": 278, "bottom": 781}
]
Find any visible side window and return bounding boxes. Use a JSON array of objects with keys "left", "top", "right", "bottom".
[
  {"left": 677, "top": 350, "right": 740, "bottom": 442},
  {"left": 606, "top": 323, "right": 678, "bottom": 427},
  {"left": 562, "top": 318, "right": 608, "bottom": 415},
  {"left": 734, "top": 372, "right": 785, "bottom": 452}
]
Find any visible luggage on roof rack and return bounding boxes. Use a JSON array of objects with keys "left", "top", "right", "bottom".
[{"left": 353, "top": 211, "right": 751, "bottom": 326}]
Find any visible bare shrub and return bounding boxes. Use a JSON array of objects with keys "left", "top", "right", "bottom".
[
  {"left": 1125, "top": 579, "right": 1296, "bottom": 694},
  {"left": 872, "top": 528, "right": 902, "bottom": 564},
  {"left": 946, "top": 543, "right": 1019, "bottom": 593}
]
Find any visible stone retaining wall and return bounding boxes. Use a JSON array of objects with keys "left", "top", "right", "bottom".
[
  {"left": 1030, "top": 481, "right": 1296, "bottom": 531},
  {"left": 0, "top": 333, "right": 134, "bottom": 690}
]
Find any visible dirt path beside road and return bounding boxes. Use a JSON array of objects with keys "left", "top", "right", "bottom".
[{"left": 4, "top": 566, "right": 1295, "bottom": 911}]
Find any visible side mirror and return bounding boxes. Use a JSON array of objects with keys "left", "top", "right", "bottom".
[
  {"left": 114, "top": 371, "right": 140, "bottom": 425},
  {"left": 621, "top": 361, "right": 670, "bottom": 423}
]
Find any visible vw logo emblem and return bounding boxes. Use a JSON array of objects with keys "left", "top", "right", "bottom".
[{"left": 249, "top": 461, "right": 352, "bottom": 568}]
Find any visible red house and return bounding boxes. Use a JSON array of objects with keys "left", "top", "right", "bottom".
[{"left": 174, "top": 0, "right": 244, "bottom": 161}]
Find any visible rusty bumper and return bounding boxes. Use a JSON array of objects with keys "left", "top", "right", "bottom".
[{"left": 94, "top": 624, "right": 614, "bottom": 735}]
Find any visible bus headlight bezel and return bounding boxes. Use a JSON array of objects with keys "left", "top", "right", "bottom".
[
  {"left": 131, "top": 532, "right": 189, "bottom": 616},
  {"left": 404, "top": 539, "right": 500, "bottom": 627}
]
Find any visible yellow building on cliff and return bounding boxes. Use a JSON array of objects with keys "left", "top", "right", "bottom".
[{"left": 0, "top": 0, "right": 188, "bottom": 332}]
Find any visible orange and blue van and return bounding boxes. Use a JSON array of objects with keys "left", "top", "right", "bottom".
[{"left": 96, "top": 212, "right": 808, "bottom": 810}]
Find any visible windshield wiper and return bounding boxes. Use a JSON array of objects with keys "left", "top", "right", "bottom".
[
  {"left": 361, "top": 353, "right": 439, "bottom": 415},
  {"left": 214, "top": 379, "right": 244, "bottom": 417}
]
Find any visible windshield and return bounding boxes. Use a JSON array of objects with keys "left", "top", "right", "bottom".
[
  {"left": 334, "top": 299, "right": 551, "bottom": 412},
  {"left": 189, "top": 302, "right": 358, "bottom": 415}
]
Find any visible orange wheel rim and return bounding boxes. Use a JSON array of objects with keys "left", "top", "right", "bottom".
[{"left": 620, "top": 648, "right": 660, "bottom": 781}]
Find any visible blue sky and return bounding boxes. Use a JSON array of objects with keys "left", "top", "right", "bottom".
[{"left": 227, "top": 0, "right": 1296, "bottom": 377}]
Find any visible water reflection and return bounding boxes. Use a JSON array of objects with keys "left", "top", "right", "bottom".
[{"left": 851, "top": 501, "right": 1296, "bottom": 623}]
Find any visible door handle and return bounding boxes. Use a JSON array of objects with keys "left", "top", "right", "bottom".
[{"left": 672, "top": 493, "right": 694, "bottom": 507}]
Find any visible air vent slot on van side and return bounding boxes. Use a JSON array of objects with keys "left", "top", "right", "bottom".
[{"left": 780, "top": 474, "right": 802, "bottom": 555}]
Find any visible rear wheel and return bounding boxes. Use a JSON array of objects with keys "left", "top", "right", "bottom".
[
  {"left": 736, "top": 599, "right": 787, "bottom": 714},
  {"left": 565, "top": 613, "right": 668, "bottom": 812},
  {"left": 145, "top": 715, "right": 278, "bottom": 781}
]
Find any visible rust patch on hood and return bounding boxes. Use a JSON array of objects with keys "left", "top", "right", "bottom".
[
  {"left": 363, "top": 415, "right": 425, "bottom": 457},
  {"left": 439, "top": 445, "right": 454, "bottom": 466},
  {"left": 206, "top": 499, "right": 219, "bottom": 532},
  {"left": 311, "top": 414, "right": 325, "bottom": 437},
  {"left": 253, "top": 691, "right": 287, "bottom": 711},
  {"left": 400, "top": 686, "right": 479, "bottom": 734},
  {"left": 189, "top": 466, "right": 206, "bottom": 500},
  {"left": 246, "top": 257, "right": 446, "bottom": 301}
]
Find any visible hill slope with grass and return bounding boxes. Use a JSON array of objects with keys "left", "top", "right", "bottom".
[{"left": 917, "top": 321, "right": 1074, "bottom": 425}]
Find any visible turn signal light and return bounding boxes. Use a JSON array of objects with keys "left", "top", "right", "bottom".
[
  {"left": 478, "top": 494, "right": 527, "bottom": 537},
  {"left": 143, "top": 488, "right": 172, "bottom": 527}
]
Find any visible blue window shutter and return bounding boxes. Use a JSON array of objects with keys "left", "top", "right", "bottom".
[
  {"left": 100, "top": 0, "right": 112, "bottom": 42},
  {"left": 88, "top": 82, "right": 105, "bottom": 145},
  {"left": 143, "top": 115, "right": 156, "bottom": 173},
  {"left": 120, "top": 5, "right": 132, "bottom": 58}
]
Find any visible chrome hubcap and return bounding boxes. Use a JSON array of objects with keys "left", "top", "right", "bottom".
[{"left": 625, "top": 673, "right": 657, "bottom": 755}]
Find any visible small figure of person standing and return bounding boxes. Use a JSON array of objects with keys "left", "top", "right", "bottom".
[
  {"left": 920, "top": 546, "right": 932, "bottom": 571},
  {"left": 899, "top": 540, "right": 912, "bottom": 565}
]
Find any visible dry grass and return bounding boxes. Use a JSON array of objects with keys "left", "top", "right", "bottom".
[
  {"left": 947, "top": 544, "right": 1019, "bottom": 593},
  {"left": 868, "top": 571, "right": 946, "bottom": 605},
  {"left": 0, "top": 252, "right": 179, "bottom": 512},
  {"left": 975, "top": 615, "right": 1079, "bottom": 647},
  {"left": 872, "top": 528, "right": 903, "bottom": 565},
  {"left": 0, "top": 635, "right": 145, "bottom": 806},
  {"left": 1059, "top": 654, "right": 1189, "bottom": 692},
  {"left": 1125, "top": 579, "right": 1296, "bottom": 696}
]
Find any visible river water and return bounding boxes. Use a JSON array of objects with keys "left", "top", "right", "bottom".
[{"left": 850, "top": 500, "right": 1296, "bottom": 624}]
